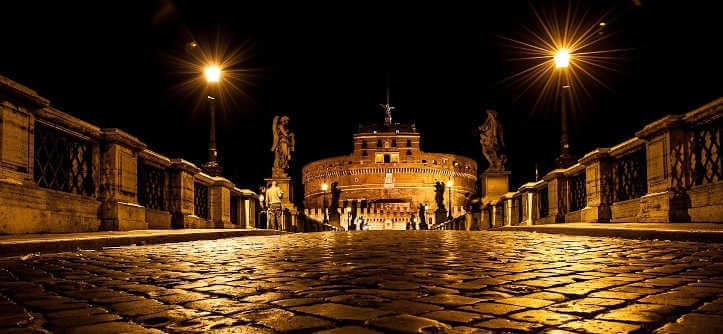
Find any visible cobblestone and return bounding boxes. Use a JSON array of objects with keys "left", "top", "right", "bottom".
[{"left": 0, "top": 230, "right": 722, "bottom": 333}]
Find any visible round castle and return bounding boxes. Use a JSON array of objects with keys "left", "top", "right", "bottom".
[{"left": 302, "top": 115, "right": 477, "bottom": 230}]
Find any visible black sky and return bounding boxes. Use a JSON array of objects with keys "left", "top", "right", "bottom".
[{"left": 1, "top": 1, "right": 720, "bottom": 199}]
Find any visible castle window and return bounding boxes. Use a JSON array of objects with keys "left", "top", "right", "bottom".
[
  {"left": 362, "top": 151, "right": 367, "bottom": 156},
  {"left": 392, "top": 139, "right": 397, "bottom": 147},
  {"left": 384, "top": 154, "right": 391, "bottom": 163},
  {"left": 390, "top": 153, "right": 399, "bottom": 163},
  {"left": 407, "top": 150, "right": 412, "bottom": 155},
  {"left": 375, "top": 153, "right": 384, "bottom": 163},
  {"left": 362, "top": 140, "right": 367, "bottom": 148},
  {"left": 422, "top": 159, "right": 427, "bottom": 163},
  {"left": 406, "top": 139, "right": 412, "bottom": 147},
  {"left": 377, "top": 140, "right": 382, "bottom": 147}
]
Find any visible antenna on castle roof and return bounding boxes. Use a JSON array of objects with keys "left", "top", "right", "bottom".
[{"left": 379, "top": 72, "right": 394, "bottom": 125}]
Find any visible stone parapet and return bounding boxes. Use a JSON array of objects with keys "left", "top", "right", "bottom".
[
  {"left": 504, "top": 96, "right": 723, "bottom": 226},
  {"left": 0, "top": 74, "right": 262, "bottom": 234}
]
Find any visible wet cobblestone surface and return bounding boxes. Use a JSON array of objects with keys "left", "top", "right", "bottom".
[{"left": 1, "top": 231, "right": 723, "bottom": 333}]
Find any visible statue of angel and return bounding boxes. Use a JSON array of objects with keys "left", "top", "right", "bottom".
[
  {"left": 272, "top": 115, "right": 295, "bottom": 171},
  {"left": 478, "top": 109, "right": 507, "bottom": 171}
]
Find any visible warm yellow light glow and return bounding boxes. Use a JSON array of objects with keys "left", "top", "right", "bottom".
[
  {"left": 205, "top": 65, "right": 221, "bottom": 83},
  {"left": 446, "top": 180, "right": 453, "bottom": 187},
  {"left": 599, "top": 22, "right": 606, "bottom": 26},
  {"left": 554, "top": 49, "right": 570, "bottom": 68},
  {"left": 321, "top": 183, "right": 328, "bottom": 191}
]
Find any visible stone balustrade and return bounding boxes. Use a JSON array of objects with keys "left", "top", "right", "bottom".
[
  {"left": 0, "top": 74, "right": 260, "bottom": 234},
  {"left": 439, "top": 97, "right": 722, "bottom": 230}
]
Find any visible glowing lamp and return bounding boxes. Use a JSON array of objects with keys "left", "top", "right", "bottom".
[
  {"left": 554, "top": 49, "right": 570, "bottom": 68},
  {"left": 321, "top": 183, "right": 328, "bottom": 191},
  {"left": 446, "top": 180, "right": 453, "bottom": 187},
  {"left": 205, "top": 65, "right": 221, "bottom": 83}
]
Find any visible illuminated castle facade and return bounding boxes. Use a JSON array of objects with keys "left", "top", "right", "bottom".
[{"left": 302, "top": 116, "right": 477, "bottom": 230}]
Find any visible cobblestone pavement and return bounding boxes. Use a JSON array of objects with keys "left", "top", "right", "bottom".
[{"left": 2, "top": 231, "right": 723, "bottom": 334}]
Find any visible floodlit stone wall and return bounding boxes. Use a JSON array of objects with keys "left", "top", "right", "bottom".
[{"left": 0, "top": 74, "right": 259, "bottom": 234}]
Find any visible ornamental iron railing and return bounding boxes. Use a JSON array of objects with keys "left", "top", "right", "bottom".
[
  {"left": 34, "top": 122, "right": 94, "bottom": 196},
  {"left": 137, "top": 161, "right": 165, "bottom": 210},
  {"left": 516, "top": 197, "right": 523, "bottom": 223},
  {"left": 613, "top": 148, "right": 647, "bottom": 202},
  {"left": 693, "top": 119, "right": 722, "bottom": 186},
  {"left": 230, "top": 195, "right": 240, "bottom": 225},
  {"left": 539, "top": 187, "right": 549, "bottom": 218},
  {"left": 569, "top": 172, "right": 586, "bottom": 212},
  {"left": 194, "top": 182, "right": 209, "bottom": 219}
]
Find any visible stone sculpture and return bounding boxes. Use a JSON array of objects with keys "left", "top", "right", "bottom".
[
  {"left": 271, "top": 115, "right": 295, "bottom": 174},
  {"left": 478, "top": 109, "right": 507, "bottom": 171}
]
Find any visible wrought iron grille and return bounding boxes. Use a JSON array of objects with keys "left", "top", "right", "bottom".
[
  {"left": 613, "top": 149, "right": 648, "bottom": 202},
  {"left": 137, "top": 161, "right": 165, "bottom": 210},
  {"left": 34, "top": 122, "right": 94, "bottom": 196},
  {"left": 569, "top": 172, "right": 586, "bottom": 212},
  {"left": 694, "top": 119, "right": 722, "bottom": 186},
  {"left": 516, "top": 197, "right": 523, "bottom": 223},
  {"left": 194, "top": 182, "right": 209, "bottom": 219},
  {"left": 230, "top": 196, "right": 240, "bottom": 225},
  {"left": 539, "top": 187, "right": 549, "bottom": 218}
]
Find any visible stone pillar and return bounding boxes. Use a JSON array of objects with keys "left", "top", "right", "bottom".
[
  {"left": 579, "top": 149, "right": 613, "bottom": 223},
  {"left": 519, "top": 183, "right": 538, "bottom": 226},
  {"left": 481, "top": 205, "right": 492, "bottom": 229},
  {"left": 542, "top": 170, "right": 567, "bottom": 223},
  {"left": 635, "top": 115, "right": 692, "bottom": 222},
  {"left": 98, "top": 129, "right": 148, "bottom": 231},
  {"left": 210, "top": 177, "right": 234, "bottom": 228},
  {"left": 168, "top": 159, "right": 200, "bottom": 228},
  {"left": 492, "top": 201, "right": 504, "bottom": 227}
]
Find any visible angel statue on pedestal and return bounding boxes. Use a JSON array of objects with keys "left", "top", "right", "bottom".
[{"left": 271, "top": 115, "right": 295, "bottom": 175}]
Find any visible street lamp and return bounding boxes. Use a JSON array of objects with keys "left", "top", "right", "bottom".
[
  {"left": 554, "top": 49, "right": 575, "bottom": 168},
  {"left": 446, "top": 180, "right": 453, "bottom": 220},
  {"left": 321, "top": 183, "right": 329, "bottom": 224},
  {"left": 203, "top": 65, "right": 223, "bottom": 176}
]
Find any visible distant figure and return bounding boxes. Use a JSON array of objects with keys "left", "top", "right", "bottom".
[
  {"left": 266, "top": 181, "right": 283, "bottom": 205},
  {"left": 478, "top": 109, "right": 507, "bottom": 171},
  {"left": 418, "top": 204, "right": 427, "bottom": 229},
  {"left": 434, "top": 181, "right": 446, "bottom": 212}
]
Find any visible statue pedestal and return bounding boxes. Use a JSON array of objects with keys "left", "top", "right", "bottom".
[
  {"left": 481, "top": 170, "right": 511, "bottom": 204},
  {"left": 265, "top": 174, "right": 299, "bottom": 231}
]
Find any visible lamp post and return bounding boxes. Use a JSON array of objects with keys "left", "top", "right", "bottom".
[
  {"left": 446, "top": 180, "right": 453, "bottom": 220},
  {"left": 553, "top": 50, "right": 576, "bottom": 168},
  {"left": 321, "top": 183, "right": 329, "bottom": 224},
  {"left": 203, "top": 65, "right": 223, "bottom": 176}
]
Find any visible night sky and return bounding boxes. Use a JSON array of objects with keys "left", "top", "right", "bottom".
[{"left": 1, "top": 1, "right": 720, "bottom": 201}]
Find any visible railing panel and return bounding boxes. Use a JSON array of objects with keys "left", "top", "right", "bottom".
[
  {"left": 34, "top": 122, "right": 94, "bottom": 196},
  {"left": 694, "top": 119, "right": 722, "bottom": 186},
  {"left": 137, "top": 161, "right": 165, "bottom": 210},
  {"left": 516, "top": 197, "right": 523, "bottom": 223},
  {"left": 569, "top": 172, "right": 586, "bottom": 212},
  {"left": 194, "top": 182, "right": 209, "bottom": 219},
  {"left": 230, "top": 196, "right": 240, "bottom": 225},
  {"left": 613, "top": 148, "right": 647, "bottom": 202},
  {"left": 539, "top": 187, "right": 549, "bottom": 218}
]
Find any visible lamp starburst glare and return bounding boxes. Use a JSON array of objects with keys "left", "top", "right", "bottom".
[
  {"left": 499, "top": 2, "right": 632, "bottom": 111},
  {"left": 205, "top": 65, "right": 221, "bottom": 83}
]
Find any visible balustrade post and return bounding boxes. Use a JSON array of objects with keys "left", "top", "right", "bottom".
[
  {"left": 98, "top": 129, "right": 148, "bottom": 231},
  {"left": 168, "top": 159, "right": 201, "bottom": 228},
  {"left": 210, "top": 177, "right": 234, "bottom": 228},
  {"left": 519, "top": 183, "right": 537, "bottom": 226},
  {"left": 492, "top": 201, "right": 504, "bottom": 227},
  {"left": 635, "top": 115, "right": 692, "bottom": 222},
  {"left": 579, "top": 149, "right": 613, "bottom": 223},
  {"left": 542, "top": 170, "right": 567, "bottom": 223}
]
